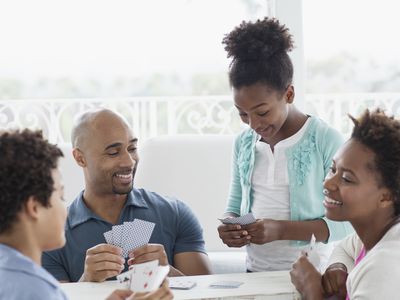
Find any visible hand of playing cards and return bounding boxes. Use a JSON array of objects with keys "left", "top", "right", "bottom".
[
  {"left": 117, "top": 259, "right": 169, "bottom": 293},
  {"left": 103, "top": 219, "right": 155, "bottom": 257},
  {"left": 305, "top": 234, "right": 320, "bottom": 270},
  {"left": 219, "top": 212, "right": 256, "bottom": 225}
]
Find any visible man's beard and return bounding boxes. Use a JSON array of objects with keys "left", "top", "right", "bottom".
[
  {"left": 112, "top": 183, "right": 133, "bottom": 195},
  {"left": 111, "top": 166, "right": 136, "bottom": 195}
]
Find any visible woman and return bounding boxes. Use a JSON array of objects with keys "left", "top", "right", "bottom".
[{"left": 290, "top": 109, "right": 400, "bottom": 299}]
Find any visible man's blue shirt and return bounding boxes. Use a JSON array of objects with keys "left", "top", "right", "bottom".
[
  {"left": 42, "top": 188, "right": 206, "bottom": 282},
  {"left": 0, "top": 244, "right": 68, "bottom": 300}
]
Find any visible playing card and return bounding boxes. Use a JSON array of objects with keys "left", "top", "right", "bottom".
[
  {"left": 117, "top": 268, "right": 135, "bottom": 288},
  {"left": 103, "top": 229, "right": 113, "bottom": 245},
  {"left": 147, "top": 264, "right": 169, "bottom": 291},
  {"left": 103, "top": 219, "right": 156, "bottom": 257},
  {"left": 306, "top": 234, "right": 320, "bottom": 270},
  {"left": 122, "top": 219, "right": 155, "bottom": 257},
  {"left": 309, "top": 233, "right": 316, "bottom": 252},
  {"left": 112, "top": 224, "right": 124, "bottom": 248},
  {"left": 209, "top": 281, "right": 243, "bottom": 288},
  {"left": 169, "top": 278, "right": 196, "bottom": 290},
  {"left": 117, "top": 260, "right": 169, "bottom": 292},
  {"left": 219, "top": 212, "right": 256, "bottom": 225},
  {"left": 129, "top": 260, "right": 160, "bottom": 292}
]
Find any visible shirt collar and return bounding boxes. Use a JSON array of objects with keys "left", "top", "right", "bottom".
[
  {"left": 68, "top": 189, "right": 148, "bottom": 229},
  {"left": 0, "top": 244, "right": 60, "bottom": 289}
]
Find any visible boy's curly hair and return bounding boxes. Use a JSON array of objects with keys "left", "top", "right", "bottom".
[
  {"left": 350, "top": 109, "right": 400, "bottom": 215},
  {"left": 0, "top": 129, "right": 63, "bottom": 234}
]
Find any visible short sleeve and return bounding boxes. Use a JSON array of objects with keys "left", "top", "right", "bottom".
[
  {"left": 42, "top": 250, "right": 70, "bottom": 282},
  {"left": 173, "top": 201, "right": 206, "bottom": 254}
]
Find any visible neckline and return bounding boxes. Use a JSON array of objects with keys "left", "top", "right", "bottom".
[{"left": 257, "top": 116, "right": 312, "bottom": 149}]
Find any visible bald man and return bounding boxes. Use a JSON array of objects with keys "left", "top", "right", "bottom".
[{"left": 42, "top": 109, "right": 212, "bottom": 282}]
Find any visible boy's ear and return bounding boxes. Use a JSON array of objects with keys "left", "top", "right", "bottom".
[
  {"left": 72, "top": 148, "right": 86, "bottom": 167},
  {"left": 286, "top": 85, "right": 295, "bottom": 104},
  {"left": 23, "top": 196, "right": 41, "bottom": 220}
]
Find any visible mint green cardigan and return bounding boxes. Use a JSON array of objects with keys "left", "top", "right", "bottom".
[{"left": 226, "top": 116, "right": 353, "bottom": 243}]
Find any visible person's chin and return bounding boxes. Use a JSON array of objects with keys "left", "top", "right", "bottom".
[
  {"left": 112, "top": 184, "right": 133, "bottom": 195},
  {"left": 46, "top": 235, "right": 67, "bottom": 251},
  {"left": 257, "top": 126, "right": 276, "bottom": 140},
  {"left": 325, "top": 211, "right": 346, "bottom": 222}
]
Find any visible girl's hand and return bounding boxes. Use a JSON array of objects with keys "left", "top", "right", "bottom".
[
  {"left": 217, "top": 224, "right": 251, "bottom": 247},
  {"left": 322, "top": 263, "right": 348, "bottom": 299},
  {"left": 244, "top": 219, "right": 283, "bottom": 244}
]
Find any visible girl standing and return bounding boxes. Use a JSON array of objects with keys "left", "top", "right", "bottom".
[{"left": 217, "top": 18, "right": 353, "bottom": 271}]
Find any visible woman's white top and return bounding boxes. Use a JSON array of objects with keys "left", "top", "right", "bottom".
[{"left": 328, "top": 222, "right": 400, "bottom": 299}]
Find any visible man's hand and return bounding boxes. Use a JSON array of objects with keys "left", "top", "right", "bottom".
[
  {"left": 79, "top": 244, "right": 125, "bottom": 282},
  {"left": 243, "top": 219, "right": 283, "bottom": 244},
  {"left": 290, "top": 255, "right": 324, "bottom": 300},
  {"left": 127, "top": 244, "right": 168, "bottom": 266},
  {"left": 322, "top": 263, "right": 348, "bottom": 299},
  {"left": 128, "top": 244, "right": 209, "bottom": 277},
  {"left": 217, "top": 223, "right": 251, "bottom": 247}
]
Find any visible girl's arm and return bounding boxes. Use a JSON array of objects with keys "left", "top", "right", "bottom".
[
  {"left": 279, "top": 219, "right": 329, "bottom": 242},
  {"left": 245, "top": 218, "right": 329, "bottom": 244},
  {"left": 225, "top": 134, "right": 244, "bottom": 215}
]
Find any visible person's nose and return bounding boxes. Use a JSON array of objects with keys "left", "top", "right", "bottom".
[
  {"left": 120, "top": 150, "right": 137, "bottom": 168},
  {"left": 248, "top": 116, "right": 261, "bottom": 131},
  {"left": 323, "top": 173, "right": 337, "bottom": 195}
]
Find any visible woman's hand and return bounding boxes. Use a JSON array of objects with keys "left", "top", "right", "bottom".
[
  {"left": 322, "top": 263, "right": 348, "bottom": 299},
  {"left": 290, "top": 254, "right": 324, "bottom": 300}
]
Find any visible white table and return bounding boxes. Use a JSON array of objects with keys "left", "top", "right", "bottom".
[{"left": 61, "top": 271, "right": 301, "bottom": 300}]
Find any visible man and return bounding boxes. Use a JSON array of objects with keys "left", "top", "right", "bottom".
[
  {"left": 0, "top": 129, "right": 172, "bottom": 300},
  {"left": 42, "top": 109, "right": 212, "bottom": 282}
]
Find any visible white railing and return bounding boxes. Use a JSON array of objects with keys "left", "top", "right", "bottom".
[
  {"left": 303, "top": 93, "right": 400, "bottom": 137},
  {"left": 1, "top": 93, "right": 399, "bottom": 143}
]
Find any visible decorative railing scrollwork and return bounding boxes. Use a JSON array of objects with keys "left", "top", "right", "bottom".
[{"left": 1, "top": 93, "right": 399, "bottom": 143}]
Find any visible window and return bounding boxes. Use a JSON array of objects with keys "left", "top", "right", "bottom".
[
  {"left": 0, "top": 0, "right": 269, "bottom": 99},
  {"left": 303, "top": 0, "right": 400, "bottom": 134}
]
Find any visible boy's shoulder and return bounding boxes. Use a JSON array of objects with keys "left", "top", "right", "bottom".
[{"left": 0, "top": 267, "right": 62, "bottom": 299}]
